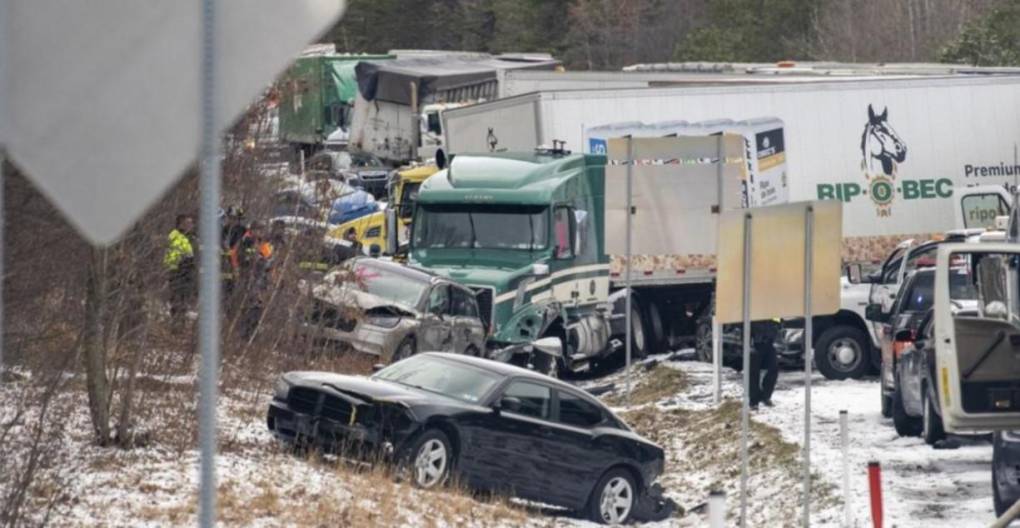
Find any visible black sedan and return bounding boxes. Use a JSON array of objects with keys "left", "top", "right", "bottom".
[{"left": 267, "top": 353, "right": 673, "bottom": 524}]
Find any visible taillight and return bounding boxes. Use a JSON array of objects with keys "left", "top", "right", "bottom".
[{"left": 893, "top": 331, "right": 916, "bottom": 358}]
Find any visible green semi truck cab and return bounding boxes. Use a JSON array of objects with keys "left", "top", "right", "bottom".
[{"left": 410, "top": 150, "right": 660, "bottom": 373}]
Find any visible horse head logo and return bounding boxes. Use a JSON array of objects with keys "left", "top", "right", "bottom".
[
  {"left": 487, "top": 127, "right": 498, "bottom": 152},
  {"left": 861, "top": 104, "right": 906, "bottom": 176}
]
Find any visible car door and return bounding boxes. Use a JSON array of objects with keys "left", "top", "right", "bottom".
[
  {"left": 465, "top": 380, "right": 554, "bottom": 499},
  {"left": 899, "top": 311, "right": 933, "bottom": 416},
  {"left": 450, "top": 286, "right": 486, "bottom": 354},
  {"left": 537, "top": 388, "right": 616, "bottom": 509},
  {"left": 419, "top": 283, "right": 454, "bottom": 352},
  {"left": 870, "top": 241, "right": 913, "bottom": 325}
]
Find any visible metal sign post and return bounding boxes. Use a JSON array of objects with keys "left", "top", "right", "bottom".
[
  {"left": 712, "top": 316, "right": 721, "bottom": 404},
  {"left": 802, "top": 205, "right": 815, "bottom": 527},
  {"left": 624, "top": 135, "right": 633, "bottom": 403},
  {"left": 739, "top": 211, "right": 752, "bottom": 528},
  {"left": 715, "top": 200, "right": 841, "bottom": 528},
  {"left": 0, "top": 0, "right": 7, "bottom": 380}
]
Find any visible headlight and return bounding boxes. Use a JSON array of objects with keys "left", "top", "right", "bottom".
[
  {"left": 273, "top": 377, "right": 291, "bottom": 400},
  {"left": 365, "top": 314, "right": 402, "bottom": 328}
]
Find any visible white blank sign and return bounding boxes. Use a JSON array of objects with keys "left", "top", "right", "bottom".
[{"left": 715, "top": 200, "right": 843, "bottom": 324}]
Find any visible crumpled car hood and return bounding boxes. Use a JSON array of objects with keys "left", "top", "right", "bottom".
[
  {"left": 284, "top": 371, "right": 430, "bottom": 404},
  {"left": 312, "top": 274, "right": 419, "bottom": 317}
]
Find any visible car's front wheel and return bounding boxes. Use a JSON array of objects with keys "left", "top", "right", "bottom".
[
  {"left": 587, "top": 468, "right": 636, "bottom": 525},
  {"left": 390, "top": 336, "right": 416, "bottom": 363},
  {"left": 408, "top": 429, "right": 453, "bottom": 490}
]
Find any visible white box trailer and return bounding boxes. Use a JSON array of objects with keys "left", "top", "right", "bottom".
[
  {"left": 442, "top": 75, "right": 1020, "bottom": 261},
  {"left": 585, "top": 118, "right": 790, "bottom": 207}
]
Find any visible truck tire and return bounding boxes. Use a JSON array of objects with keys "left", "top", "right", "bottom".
[
  {"left": 643, "top": 301, "right": 668, "bottom": 355},
  {"left": 629, "top": 302, "right": 648, "bottom": 360},
  {"left": 815, "top": 326, "right": 871, "bottom": 380},
  {"left": 892, "top": 385, "right": 922, "bottom": 437},
  {"left": 695, "top": 316, "right": 712, "bottom": 363}
]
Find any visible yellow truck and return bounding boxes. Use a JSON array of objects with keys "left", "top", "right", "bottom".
[{"left": 328, "top": 164, "right": 437, "bottom": 254}]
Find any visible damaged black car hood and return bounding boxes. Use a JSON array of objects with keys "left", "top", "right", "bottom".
[{"left": 284, "top": 371, "right": 438, "bottom": 405}]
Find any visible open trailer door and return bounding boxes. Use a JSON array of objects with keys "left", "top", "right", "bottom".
[{"left": 936, "top": 242, "right": 1020, "bottom": 433}]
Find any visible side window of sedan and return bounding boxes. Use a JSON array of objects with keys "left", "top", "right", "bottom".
[
  {"left": 500, "top": 382, "right": 551, "bottom": 420},
  {"left": 557, "top": 390, "right": 605, "bottom": 428}
]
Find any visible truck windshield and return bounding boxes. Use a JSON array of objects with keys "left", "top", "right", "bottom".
[{"left": 413, "top": 204, "right": 549, "bottom": 250}]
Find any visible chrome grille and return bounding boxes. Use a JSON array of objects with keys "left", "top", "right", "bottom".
[{"left": 287, "top": 387, "right": 320, "bottom": 414}]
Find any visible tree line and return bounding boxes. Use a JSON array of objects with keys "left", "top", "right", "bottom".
[{"left": 328, "top": 0, "right": 1020, "bottom": 69}]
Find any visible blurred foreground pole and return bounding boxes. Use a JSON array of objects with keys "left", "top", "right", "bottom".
[
  {"left": 624, "top": 135, "right": 633, "bottom": 403},
  {"left": 198, "top": 0, "right": 222, "bottom": 526},
  {"left": 803, "top": 206, "right": 815, "bottom": 527}
]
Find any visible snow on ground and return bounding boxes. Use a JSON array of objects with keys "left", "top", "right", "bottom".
[
  {"left": 2, "top": 353, "right": 1004, "bottom": 527},
  {"left": 754, "top": 368, "right": 998, "bottom": 528}
]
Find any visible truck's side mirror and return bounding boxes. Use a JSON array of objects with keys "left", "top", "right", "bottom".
[
  {"left": 865, "top": 303, "right": 888, "bottom": 323},
  {"left": 435, "top": 149, "right": 447, "bottom": 170},
  {"left": 384, "top": 208, "right": 398, "bottom": 256},
  {"left": 846, "top": 263, "right": 863, "bottom": 284}
]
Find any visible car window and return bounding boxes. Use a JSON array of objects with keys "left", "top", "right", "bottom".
[
  {"left": 501, "top": 381, "right": 551, "bottom": 420},
  {"left": 428, "top": 284, "right": 451, "bottom": 315},
  {"left": 896, "top": 269, "right": 976, "bottom": 313},
  {"left": 962, "top": 193, "right": 1009, "bottom": 230},
  {"left": 554, "top": 206, "right": 573, "bottom": 259},
  {"left": 557, "top": 390, "right": 604, "bottom": 428},
  {"left": 451, "top": 287, "right": 479, "bottom": 318}
]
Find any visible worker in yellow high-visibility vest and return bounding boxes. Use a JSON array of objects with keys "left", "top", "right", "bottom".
[{"left": 163, "top": 213, "right": 197, "bottom": 319}]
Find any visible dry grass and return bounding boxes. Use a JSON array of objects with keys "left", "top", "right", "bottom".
[
  {"left": 605, "top": 364, "right": 689, "bottom": 406},
  {"left": 128, "top": 452, "right": 540, "bottom": 527}
]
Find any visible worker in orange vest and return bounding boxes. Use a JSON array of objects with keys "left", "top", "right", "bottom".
[{"left": 236, "top": 220, "right": 278, "bottom": 339}]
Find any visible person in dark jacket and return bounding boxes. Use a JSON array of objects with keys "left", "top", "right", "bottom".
[
  {"left": 330, "top": 227, "right": 363, "bottom": 264},
  {"left": 749, "top": 319, "right": 780, "bottom": 409}
]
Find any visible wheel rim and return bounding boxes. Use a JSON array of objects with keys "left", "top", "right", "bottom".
[
  {"left": 599, "top": 476, "right": 633, "bottom": 524},
  {"left": 413, "top": 439, "right": 447, "bottom": 488},
  {"left": 827, "top": 338, "right": 862, "bottom": 372},
  {"left": 631, "top": 307, "right": 645, "bottom": 351}
]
